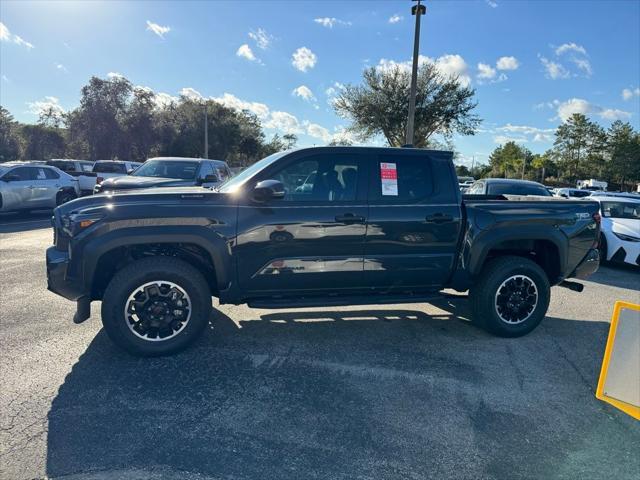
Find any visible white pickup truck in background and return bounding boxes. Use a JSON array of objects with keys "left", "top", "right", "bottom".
[
  {"left": 46, "top": 160, "right": 97, "bottom": 196},
  {"left": 92, "top": 160, "right": 143, "bottom": 192}
]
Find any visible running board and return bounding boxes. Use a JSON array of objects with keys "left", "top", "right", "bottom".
[{"left": 248, "top": 292, "right": 442, "bottom": 309}]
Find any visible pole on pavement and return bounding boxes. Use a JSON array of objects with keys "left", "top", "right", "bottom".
[{"left": 405, "top": 0, "right": 426, "bottom": 147}]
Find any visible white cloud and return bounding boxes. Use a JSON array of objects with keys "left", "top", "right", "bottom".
[
  {"left": 27, "top": 96, "right": 65, "bottom": 117},
  {"left": 496, "top": 124, "right": 555, "bottom": 136},
  {"left": 292, "top": 47, "right": 317, "bottom": 72},
  {"left": 292, "top": 85, "right": 316, "bottom": 102},
  {"left": 540, "top": 56, "right": 570, "bottom": 79},
  {"left": 486, "top": 0, "right": 498, "bottom": 7},
  {"left": 600, "top": 108, "right": 632, "bottom": 121},
  {"left": 55, "top": 63, "right": 68, "bottom": 73},
  {"left": 496, "top": 56, "right": 519, "bottom": 70},
  {"left": 236, "top": 44, "right": 258, "bottom": 62},
  {"left": 248, "top": 28, "right": 272, "bottom": 49},
  {"left": 306, "top": 122, "right": 331, "bottom": 142},
  {"left": 153, "top": 92, "right": 178, "bottom": 109},
  {"left": 477, "top": 62, "right": 496, "bottom": 80},
  {"left": 314, "top": 17, "right": 351, "bottom": 28},
  {"left": 377, "top": 54, "right": 471, "bottom": 87},
  {"left": 1, "top": 75, "right": 9, "bottom": 83},
  {"left": 493, "top": 135, "right": 527, "bottom": 144},
  {"left": 146, "top": 20, "right": 170, "bottom": 39},
  {"left": 179, "top": 87, "right": 203, "bottom": 101},
  {"left": 0, "top": 22, "right": 34, "bottom": 49},
  {"left": 435, "top": 54, "right": 471, "bottom": 87},
  {"left": 571, "top": 57, "right": 592, "bottom": 77},
  {"left": 211, "top": 92, "right": 270, "bottom": 119},
  {"left": 555, "top": 42, "right": 587, "bottom": 56},
  {"left": 107, "top": 72, "right": 124, "bottom": 79},
  {"left": 388, "top": 14, "right": 403, "bottom": 24},
  {"left": 622, "top": 87, "right": 640, "bottom": 101},
  {"left": 0, "top": 22, "right": 9, "bottom": 41},
  {"left": 555, "top": 98, "right": 632, "bottom": 122},
  {"left": 265, "top": 111, "right": 303, "bottom": 134}
]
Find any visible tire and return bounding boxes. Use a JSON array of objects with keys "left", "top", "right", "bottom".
[
  {"left": 469, "top": 255, "right": 550, "bottom": 338},
  {"left": 101, "top": 257, "right": 212, "bottom": 356},
  {"left": 56, "top": 190, "right": 76, "bottom": 206}
]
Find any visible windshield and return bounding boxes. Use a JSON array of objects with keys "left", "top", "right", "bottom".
[
  {"left": 488, "top": 183, "right": 551, "bottom": 196},
  {"left": 132, "top": 160, "right": 200, "bottom": 180},
  {"left": 601, "top": 201, "right": 640, "bottom": 220},
  {"left": 217, "top": 151, "right": 290, "bottom": 193}
]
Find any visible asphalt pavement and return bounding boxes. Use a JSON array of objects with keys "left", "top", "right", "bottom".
[{"left": 0, "top": 217, "right": 639, "bottom": 480}]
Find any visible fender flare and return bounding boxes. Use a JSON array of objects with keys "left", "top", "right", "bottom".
[
  {"left": 79, "top": 225, "right": 232, "bottom": 293},
  {"left": 468, "top": 226, "right": 568, "bottom": 278}
]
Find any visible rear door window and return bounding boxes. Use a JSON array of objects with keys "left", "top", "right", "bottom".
[
  {"left": 93, "top": 162, "right": 127, "bottom": 174},
  {"left": 372, "top": 155, "right": 433, "bottom": 203},
  {"left": 43, "top": 168, "right": 60, "bottom": 179},
  {"left": 5, "top": 167, "right": 37, "bottom": 181}
]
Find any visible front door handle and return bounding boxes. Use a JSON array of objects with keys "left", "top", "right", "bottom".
[
  {"left": 425, "top": 213, "right": 454, "bottom": 224},
  {"left": 335, "top": 213, "right": 365, "bottom": 224}
]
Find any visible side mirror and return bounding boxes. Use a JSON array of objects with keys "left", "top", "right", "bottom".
[
  {"left": 127, "top": 169, "right": 134, "bottom": 175},
  {"left": 2, "top": 174, "right": 21, "bottom": 182},
  {"left": 252, "top": 179, "right": 285, "bottom": 202}
]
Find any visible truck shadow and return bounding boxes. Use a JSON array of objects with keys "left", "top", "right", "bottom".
[
  {"left": 45, "top": 304, "right": 639, "bottom": 480},
  {"left": 0, "top": 210, "right": 52, "bottom": 233},
  {"left": 587, "top": 264, "right": 640, "bottom": 291}
]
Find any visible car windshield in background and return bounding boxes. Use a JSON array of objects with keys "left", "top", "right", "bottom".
[
  {"left": 93, "top": 162, "right": 127, "bottom": 174},
  {"left": 601, "top": 201, "right": 640, "bottom": 219},
  {"left": 488, "top": 183, "right": 551, "bottom": 196},
  {"left": 132, "top": 160, "right": 199, "bottom": 180},
  {"left": 0, "top": 167, "right": 8, "bottom": 176}
]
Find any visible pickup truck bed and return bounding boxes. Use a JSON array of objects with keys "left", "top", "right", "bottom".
[{"left": 46, "top": 146, "right": 600, "bottom": 356}]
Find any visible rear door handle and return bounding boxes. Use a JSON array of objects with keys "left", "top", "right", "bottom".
[
  {"left": 335, "top": 213, "right": 365, "bottom": 224},
  {"left": 425, "top": 213, "right": 454, "bottom": 224}
]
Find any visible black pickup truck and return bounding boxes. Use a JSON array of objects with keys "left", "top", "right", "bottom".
[{"left": 46, "top": 147, "right": 600, "bottom": 356}]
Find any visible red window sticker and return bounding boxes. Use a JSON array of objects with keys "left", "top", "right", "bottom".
[{"left": 380, "top": 162, "right": 398, "bottom": 196}]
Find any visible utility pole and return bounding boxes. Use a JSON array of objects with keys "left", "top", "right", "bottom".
[
  {"left": 405, "top": 0, "right": 426, "bottom": 146},
  {"left": 204, "top": 103, "right": 209, "bottom": 159}
]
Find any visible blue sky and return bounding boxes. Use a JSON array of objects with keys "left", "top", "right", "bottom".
[{"left": 1, "top": 0, "right": 639, "bottom": 166}]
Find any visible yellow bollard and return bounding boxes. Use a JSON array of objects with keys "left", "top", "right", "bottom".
[{"left": 596, "top": 301, "right": 640, "bottom": 420}]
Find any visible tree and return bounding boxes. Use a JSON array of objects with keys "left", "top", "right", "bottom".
[
  {"left": 124, "top": 87, "right": 158, "bottom": 161},
  {"left": 488, "top": 141, "right": 532, "bottom": 178},
  {"left": 20, "top": 124, "right": 66, "bottom": 159},
  {"left": 552, "top": 113, "right": 605, "bottom": 182},
  {"left": 333, "top": 64, "right": 481, "bottom": 147},
  {"left": 607, "top": 121, "right": 640, "bottom": 191},
  {"left": 0, "top": 106, "right": 22, "bottom": 162}
]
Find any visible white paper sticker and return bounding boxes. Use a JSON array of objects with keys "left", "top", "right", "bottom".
[{"left": 380, "top": 162, "right": 398, "bottom": 196}]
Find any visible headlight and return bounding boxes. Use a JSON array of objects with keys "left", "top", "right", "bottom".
[
  {"left": 63, "top": 213, "right": 104, "bottom": 236},
  {"left": 613, "top": 232, "right": 640, "bottom": 242}
]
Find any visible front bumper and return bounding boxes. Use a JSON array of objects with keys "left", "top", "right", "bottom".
[
  {"left": 571, "top": 248, "right": 600, "bottom": 280},
  {"left": 46, "top": 247, "right": 88, "bottom": 301}
]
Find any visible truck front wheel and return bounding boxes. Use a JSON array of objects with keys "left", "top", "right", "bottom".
[
  {"left": 469, "top": 256, "right": 550, "bottom": 337},
  {"left": 101, "top": 257, "right": 211, "bottom": 356}
]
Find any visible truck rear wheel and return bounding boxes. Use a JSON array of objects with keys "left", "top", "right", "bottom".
[
  {"left": 101, "top": 257, "right": 211, "bottom": 356},
  {"left": 469, "top": 256, "right": 550, "bottom": 337}
]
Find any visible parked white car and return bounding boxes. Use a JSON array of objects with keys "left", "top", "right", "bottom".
[
  {"left": 591, "top": 194, "right": 640, "bottom": 266},
  {"left": 0, "top": 162, "right": 79, "bottom": 212}
]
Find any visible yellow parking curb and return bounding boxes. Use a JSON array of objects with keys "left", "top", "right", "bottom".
[{"left": 596, "top": 301, "right": 640, "bottom": 420}]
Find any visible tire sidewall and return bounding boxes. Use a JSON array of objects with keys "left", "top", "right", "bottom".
[
  {"left": 102, "top": 260, "right": 210, "bottom": 356},
  {"left": 480, "top": 259, "right": 550, "bottom": 337}
]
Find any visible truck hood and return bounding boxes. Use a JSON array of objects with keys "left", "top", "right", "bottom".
[
  {"left": 99, "top": 176, "right": 195, "bottom": 190},
  {"left": 55, "top": 186, "right": 229, "bottom": 217}
]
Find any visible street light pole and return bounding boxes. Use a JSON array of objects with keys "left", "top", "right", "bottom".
[
  {"left": 204, "top": 104, "right": 209, "bottom": 159},
  {"left": 405, "top": 0, "right": 426, "bottom": 147}
]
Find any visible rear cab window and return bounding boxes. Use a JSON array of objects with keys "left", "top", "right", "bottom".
[{"left": 93, "top": 162, "right": 127, "bottom": 174}]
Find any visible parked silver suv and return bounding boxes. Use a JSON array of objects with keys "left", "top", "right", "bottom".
[{"left": 0, "top": 162, "right": 79, "bottom": 213}]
